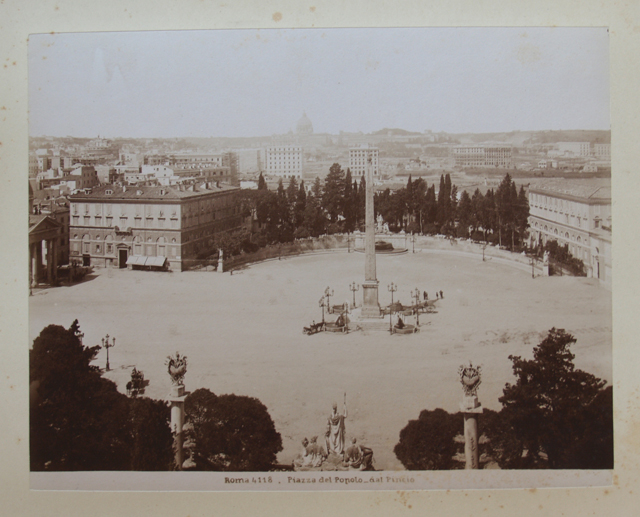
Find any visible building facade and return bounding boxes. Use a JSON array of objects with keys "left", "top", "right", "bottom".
[
  {"left": 451, "top": 146, "right": 512, "bottom": 168},
  {"left": 168, "top": 152, "right": 237, "bottom": 184},
  {"left": 528, "top": 180, "right": 611, "bottom": 287},
  {"left": 557, "top": 142, "right": 591, "bottom": 156},
  {"left": 594, "top": 143, "right": 611, "bottom": 159},
  {"left": 349, "top": 145, "right": 379, "bottom": 177},
  {"left": 264, "top": 146, "right": 303, "bottom": 179},
  {"left": 69, "top": 183, "right": 243, "bottom": 271}
]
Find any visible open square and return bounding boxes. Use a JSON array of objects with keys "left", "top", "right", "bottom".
[{"left": 29, "top": 243, "right": 611, "bottom": 470}]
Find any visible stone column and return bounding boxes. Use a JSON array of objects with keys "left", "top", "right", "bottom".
[
  {"left": 361, "top": 152, "right": 380, "bottom": 318},
  {"left": 217, "top": 249, "right": 224, "bottom": 273},
  {"left": 51, "top": 239, "right": 58, "bottom": 285},
  {"left": 169, "top": 384, "right": 187, "bottom": 470},
  {"left": 460, "top": 395, "right": 483, "bottom": 469},
  {"left": 30, "top": 243, "right": 38, "bottom": 288},
  {"left": 459, "top": 362, "right": 483, "bottom": 469}
]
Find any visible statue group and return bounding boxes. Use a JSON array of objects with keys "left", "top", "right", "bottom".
[{"left": 293, "top": 398, "right": 374, "bottom": 471}]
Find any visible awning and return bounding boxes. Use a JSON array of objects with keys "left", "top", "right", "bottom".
[
  {"left": 146, "top": 256, "right": 167, "bottom": 267},
  {"left": 126, "top": 255, "right": 147, "bottom": 266}
]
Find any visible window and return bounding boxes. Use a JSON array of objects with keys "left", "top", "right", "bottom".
[
  {"left": 84, "top": 216, "right": 90, "bottom": 225},
  {"left": 120, "top": 217, "right": 127, "bottom": 227},
  {"left": 106, "top": 217, "right": 113, "bottom": 227},
  {"left": 95, "top": 216, "right": 102, "bottom": 226},
  {"left": 72, "top": 216, "right": 79, "bottom": 225},
  {"left": 107, "top": 243, "right": 113, "bottom": 254},
  {"left": 96, "top": 244, "right": 101, "bottom": 254},
  {"left": 134, "top": 217, "right": 142, "bottom": 228}
]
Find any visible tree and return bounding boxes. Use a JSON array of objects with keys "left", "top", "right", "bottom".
[
  {"left": 129, "top": 397, "right": 174, "bottom": 471},
  {"left": 489, "top": 328, "right": 613, "bottom": 469},
  {"left": 30, "top": 321, "right": 174, "bottom": 471},
  {"left": 30, "top": 322, "right": 132, "bottom": 471},
  {"left": 257, "top": 172, "right": 267, "bottom": 190},
  {"left": 394, "top": 408, "right": 461, "bottom": 470},
  {"left": 322, "top": 163, "right": 346, "bottom": 223},
  {"left": 184, "top": 388, "right": 283, "bottom": 471}
]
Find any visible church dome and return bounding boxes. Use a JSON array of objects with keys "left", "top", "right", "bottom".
[{"left": 296, "top": 112, "right": 314, "bottom": 135}]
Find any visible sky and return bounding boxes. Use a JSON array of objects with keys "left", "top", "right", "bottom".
[{"left": 28, "top": 28, "right": 610, "bottom": 138}]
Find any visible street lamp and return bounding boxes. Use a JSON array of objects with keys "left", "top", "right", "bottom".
[
  {"left": 102, "top": 334, "right": 115, "bottom": 371},
  {"left": 318, "top": 296, "right": 326, "bottom": 323},
  {"left": 324, "top": 286, "right": 334, "bottom": 313},
  {"left": 411, "top": 287, "right": 421, "bottom": 326},
  {"left": 388, "top": 282, "right": 397, "bottom": 334},
  {"left": 349, "top": 281, "right": 360, "bottom": 308}
]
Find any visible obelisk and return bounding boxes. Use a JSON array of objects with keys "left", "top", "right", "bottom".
[{"left": 361, "top": 152, "right": 381, "bottom": 318}]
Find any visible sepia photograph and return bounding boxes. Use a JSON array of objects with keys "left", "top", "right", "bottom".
[{"left": 26, "top": 27, "right": 613, "bottom": 491}]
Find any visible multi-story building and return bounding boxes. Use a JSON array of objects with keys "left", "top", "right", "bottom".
[
  {"left": 29, "top": 153, "right": 39, "bottom": 176},
  {"left": 557, "top": 142, "right": 591, "bottom": 157},
  {"left": 349, "top": 145, "right": 379, "bottom": 177},
  {"left": 264, "top": 145, "right": 303, "bottom": 179},
  {"left": 236, "top": 149, "right": 262, "bottom": 174},
  {"left": 38, "top": 200, "right": 70, "bottom": 266},
  {"left": 68, "top": 183, "right": 243, "bottom": 271},
  {"left": 168, "top": 152, "right": 237, "bottom": 184},
  {"left": 37, "top": 165, "right": 100, "bottom": 191},
  {"left": 451, "top": 146, "right": 512, "bottom": 168},
  {"left": 528, "top": 180, "right": 611, "bottom": 287},
  {"left": 594, "top": 143, "right": 611, "bottom": 159}
]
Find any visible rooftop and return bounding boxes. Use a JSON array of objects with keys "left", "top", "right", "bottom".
[
  {"left": 69, "top": 183, "right": 238, "bottom": 201},
  {"left": 529, "top": 179, "right": 611, "bottom": 201}
]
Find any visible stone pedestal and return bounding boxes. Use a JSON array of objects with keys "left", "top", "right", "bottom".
[
  {"left": 460, "top": 395, "right": 483, "bottom": 469},
  {"left": 169, "top": 384, "right": 188, "bottom": 470},
  {"left": 543, "top": 263, "right": 550, "bottom": 276},
  {"left": 361, "top": 280, "right": 381, "bottom": 318}
]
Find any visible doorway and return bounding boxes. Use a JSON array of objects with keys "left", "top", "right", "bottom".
[
  {"left": 118, "top": 249, "right": 128, "bottom": 269},
  {"left": 82, "top": 254, "right": 91, "bottom": 267}
]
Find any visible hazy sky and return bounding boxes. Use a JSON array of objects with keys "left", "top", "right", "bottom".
[{"left": 28, "top": 28, "right": 610, "bottom": 138}]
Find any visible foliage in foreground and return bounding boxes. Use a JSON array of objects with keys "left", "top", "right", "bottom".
[
  {"left": 184, "top": 388, "right": 283, "bottom": 471},
  {"left": 394, "top": 329, "right": 613, "bottom": 470},
  {"left": 30, "top": 321, "right": 173, "bottom": 471}
]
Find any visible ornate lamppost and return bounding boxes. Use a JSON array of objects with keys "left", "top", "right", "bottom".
[
  {"left": 349, "top": 281, "right": 360, "bottom": 308},
  {"left": 324, "top": 286, "right": 334, "bottom": 313},
  {"left": 387, "top": 282, "right": 397, "bottom": 334},
  {"left": 319, "top": 296, "right": 327, "bottom": 324},
  {"left": 102, "top": 334, "right": 115, "bottom": 371},
  {"left": 411, "top": 287, "right": 421, "bottom": 326}
]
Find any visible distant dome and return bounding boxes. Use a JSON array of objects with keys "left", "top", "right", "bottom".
[{"left": 296, "top": 112, "right": 314, "bottom": 135}]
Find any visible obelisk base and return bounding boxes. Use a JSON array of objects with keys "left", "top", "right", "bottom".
[{"left": 361, "top": 280, "right": 381, "bottom": 318}]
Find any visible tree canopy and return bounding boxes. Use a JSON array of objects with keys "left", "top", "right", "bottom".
[
  {"left": 30, "top": 321, "right": 173, "bottom": 471},
  {"left": 488, "top": 328, "right": 613, "bottom": 469},
  {"left": 394, "top": 408, "right": 461, "bottom": 470},
  {"left": 184, "top": 388, "right": 283, "bottom": 471}
]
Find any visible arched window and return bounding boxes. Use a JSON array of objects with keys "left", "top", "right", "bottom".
[
  {"left": 105, "top": 234, "right": 114, "bottom": 254},
  {"left": 133, "top": 235, "right": 142, "bottom": 255},
  {"left": 82, "top": 234, "right": 91, "bottom": 254},
  {"left": 157, "top": 237, "right": 166, "bottom": 257}
]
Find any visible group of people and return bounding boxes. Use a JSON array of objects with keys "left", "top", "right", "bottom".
[
  {"left": 293, "top": 401, "right": 374, "bottom": 471},
  {"left": 423, "top": 290, "right": 444, "bottom": 301}
]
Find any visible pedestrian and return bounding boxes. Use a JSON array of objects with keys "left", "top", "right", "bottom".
[
  {"left": 440, "top": 290, "right": 443, "bottom": 299},
  {"left": 436, "top": 292, "right": 439, "bottom": 299},
  {"left": 423, "top": 291, "right": 428, "bottom": 301}
]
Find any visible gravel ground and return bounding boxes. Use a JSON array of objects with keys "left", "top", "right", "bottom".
[{"left": 29, "top": 248, "right": 611, "bottom": 470}]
